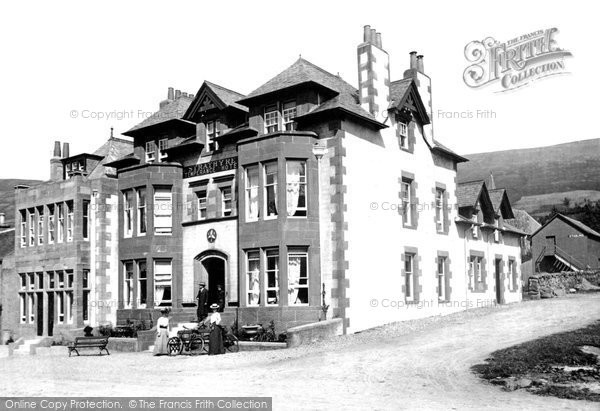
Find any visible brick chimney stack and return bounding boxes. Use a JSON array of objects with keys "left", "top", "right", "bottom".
[
  {"left": 357, "top": 25, "right": 390, "bottom": 121},
  {"left": 160, "top": 87, "right": 176, "bottom": 109},
  {"left": 50, "top": 140, "right": 64, "bottom": 181}
]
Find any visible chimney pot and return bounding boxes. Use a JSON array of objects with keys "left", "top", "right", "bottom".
[
  {"left": 168, "top": 87, "right": 174, "bottom": 100},
  {"left": 182, "top": 92, "right": 188, "bottom": 98},
  {"left": 189, "top": 94, "right": 195, "bottom": 99},
  {"left": 410, "top": 51, "right": 418, "bottom": 70},
  {"left": 363, "top": 25, "right": 371, "bottom": 43},
  {"left": 53, "top": 141, "right": 62, "bottom": 158},
  {"left": 417, "top": 55, "right": 424, "bottom": 73},
  {"left": 375, "top": 32, "right": 382, "bottom": 48},
  {"left": 175, "top": 89, "right": 181, "bottom": 99},
  {"left": 62, "top": 142, "right": 70, "bottom": 158},
  {"left": 370, "top": 29, "right": 376, "bottom": 45}
]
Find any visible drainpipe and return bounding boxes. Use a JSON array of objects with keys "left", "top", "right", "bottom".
[
  {"left": 463, "top": 224, "right": 472, "bottom": 310},
  {"left": 313, "top": 143, "right": 328, "bottom": 318}
]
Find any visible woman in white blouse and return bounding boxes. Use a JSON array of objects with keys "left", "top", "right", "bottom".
[
  {"left": 153, "top": 308, "right": 170, "bottom": 356},
  {"left": 207, "top": 304, "right": 224, "bottom": 355}
]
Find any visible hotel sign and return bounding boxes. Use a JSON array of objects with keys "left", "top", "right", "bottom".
[{"left": 183, "top": 157, "right": 238, "bottom": 178}]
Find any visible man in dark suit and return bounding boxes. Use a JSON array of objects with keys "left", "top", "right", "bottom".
[{"left": 196, "top": 282, "right": 209, "bottom": 322}]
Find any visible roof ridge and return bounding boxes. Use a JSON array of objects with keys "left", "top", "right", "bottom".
[
  {"left": 204, "top": 80, "right": 245, "bottom": 98},
  {"left": 297, "top": 57, "right": 357, "bottom": 93},
  {"left": 458, "top": 179, "right": 485, "bottom": 185}
]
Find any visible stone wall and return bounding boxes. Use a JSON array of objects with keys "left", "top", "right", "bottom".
[{"left": 527, "top": 271, "right": 600, "bottom": 298}]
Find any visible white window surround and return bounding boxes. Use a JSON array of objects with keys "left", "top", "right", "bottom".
[
  {"left": 404, "top": 253, "right": 414, "bottom": 302},
  {"left": 146, "top": 141, "right": 156, "bottom": 163},
  {"left": 246, "top": 250, "right": 260, "bottom": 306},
  {"left": 437, "top": 257, "right": 446, "bottom": 301},
  {"left": 153, "top": 188, "right": 173, "bottom": 235}
]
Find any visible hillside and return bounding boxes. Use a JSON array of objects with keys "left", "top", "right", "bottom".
[
  {"left": 0, "top": 179, "right": 43, "bottom": 227},
  {"left": 457, "top": 138, "right": 600, "bottom": 217}
]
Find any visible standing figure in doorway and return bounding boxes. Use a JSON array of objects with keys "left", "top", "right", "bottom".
[
  {"left": 216, "top": 284, "right": 225, "bottom": 312},
  {"left": 207, "top": 304, "right": 225, "bottom": 355},
  {"left": 153, "top": 308, "right": 170, "bottom": 356},
  {"left": 196, "top": 282, "right": 209, "bottom": 322}
]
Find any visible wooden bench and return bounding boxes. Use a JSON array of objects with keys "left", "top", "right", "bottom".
[{"left": 67, "top": 337, "right": 110, "bottom": 357}]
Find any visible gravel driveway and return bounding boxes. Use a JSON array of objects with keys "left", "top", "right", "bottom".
[{"left": 2, "top": 294, "right": 599, "bottom": 410}]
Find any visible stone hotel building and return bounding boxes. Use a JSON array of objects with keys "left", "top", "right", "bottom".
[{"left": 1, "top": 27, "right": 526, "bottom": 338}]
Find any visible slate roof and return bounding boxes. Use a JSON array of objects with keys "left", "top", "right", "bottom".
[
  {"left": 126, "top": 95, "right": 194, "bottom": 134},
  {"left": 239, "top": 58, "right": 357, "bottom": 104},
  {"left": 431, "top": 140, "right": 468, "bottom": 162},
  {"left": 456, "top": 180, "right": 485, "bottom": 209},
  {"left": 561, "top": 214, "right": 600, "bottom": 238},
  {"left": 388, "top": 78, "right": 413, "bottom": 109},
  {"left": 506, "top": 209, "right": 541, "bottom": 235},
  {"left": 295, "top": 92, "right": 385, "bottom": 129},
  {"left": 488, "top": 189, "right": 506, "bottom": 211},
  {"left": 0, "top": 228, "right": 15, "bottom": 261},
  {"left": 88, "top": 137, "right": 134, "bottom": 178},
  {"left": 204, "top": 81, "right": 247, "bottom": 112}
]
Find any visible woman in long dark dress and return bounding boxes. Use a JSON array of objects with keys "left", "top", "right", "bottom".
[{"left": 208, "top": 304, "right": 224, "bottom": 355}]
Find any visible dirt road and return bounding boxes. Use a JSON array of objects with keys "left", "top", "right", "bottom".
[{"left": 2, "top": 294, "right": 599, "bottom": 410}]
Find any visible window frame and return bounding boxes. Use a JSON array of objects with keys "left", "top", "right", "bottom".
[
  {"left": 20, "top": 210, "right": 26, "bottom": 247},
  {"left": 28, "top": 208, "right": 35, "bottom": 246},
  {"left": 82, "top": 200, "right": 90, "bottom": 240},
  {"left": 286, "top": 160, "right": 307, "bottom": 218},
  {"left": 153, "top": 259, "right": 173, "bottom": 307},
  {"left": 158, "top": 138, "right": 168, "bottom": 162},
  {"left": 197, "top": 190, "right": 208, "bottom": 221},
  {"left": 398, "top": 121, "right": 408, "bottom": 149},
  {"left": 145, "top": 140, "right": 156, "bottom": 163},
  {"left": 404, "top": 253, "right": 414, "bottom": 302},
  {"left": 137, "top": 260, "right": 147, "bottom": 308},
  {"left": 153, "top": 187, "right": 173, "bottom": 235},
  {"left": 287, "top": 249, "right": 309, "bottom": 306},
  {"left": 221, "top": 186, "right": 233, "bottom": 217},
  {"left": 57, "top": 204, "right": 64, "bottom": 243},
  {"left": 401, "top": 180, "right": 412, "bottom": 227},
  {"left": 265, "top": 248, "right": 280, "bottom": 306},
  {"left": 137, "top": 188, "right": 147, "bottom": 236},
  {"left": 282, "top": 101, "right": 297, "bottom": 131},
  {"left": 264, "top": 161, "right": 278, "bottom": 219},
  {"left": 124, "top": 191, "right": 133, "bottom": 238},
  {"left": 245, "top": 166, "right": 260, "bottom": 222},
  {"left": 246, "top": 250, "right": 260, "bottom": 307},
  {"left": 37, "top": 207, "right": 44, "bottom": 245},
  {"left": 264, "top": 104, "right": 280, "bottom": 134},
  {"left": 437, "top": 257, "right": 446, "bottom": 301},
  {"left": 435, "top": 188, "right": 444, "bottom": 233},
  {"left": 66, "top": 201, "right": 74, "bottom": 242}
]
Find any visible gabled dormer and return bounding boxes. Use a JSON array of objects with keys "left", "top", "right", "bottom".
[
  {"left": 237, "top": 58, "right": 385, "bottom": 137},
  {"left": 62, "top": 153, "right": 103, "bottom": 179},
  {"left": 388, "top": 78, "right": 430, "bottom": 153},
  {"left": 183, "top": 81, "right": 248, "bottom": 153},
  {"left": 122, "top": 87, "right": 196, "bottom": 164}
]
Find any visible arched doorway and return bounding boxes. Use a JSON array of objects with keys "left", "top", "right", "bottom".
[{"left": 194, "top": 251, "right": 228, "bottom": 312}]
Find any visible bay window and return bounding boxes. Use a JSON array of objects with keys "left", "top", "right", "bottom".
[
  {"left": 264, "top": 162, "right": 278, "bottom": 218},
  {"left": 154, "top": 259, "right": 172, "bottom": 307},
  {"left": 154, "top": 187, "right": 172, "bottom": 235},
  {"left": 286, "top": 160, "right": 307, "bottom": 217},
  {"left": 288, "top": 249, "right": 308, "bottom": 305}
]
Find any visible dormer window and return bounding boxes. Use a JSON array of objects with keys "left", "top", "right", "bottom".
[
  {"left": 265, "top": 104, "right": 279, "bottom": 133},
  {"left": 398, "top": 122, "right": 408, "bottom": 149},
  {"left": 158, "top": 138, "right": 168, "bottom": 162},
  {"left": 206, "top": 121, "right": 220, "bottom": 151},
  {"left": 146, "top": 141, "right": 156, "bottom": 163},
  {"left": 282, "top": 101, "right": 297, "bottom": 131}
]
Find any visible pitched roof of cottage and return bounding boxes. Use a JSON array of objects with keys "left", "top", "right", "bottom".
[
  {"left": 532, "top": 213, "right": 600, "bottom": 240},
  {"left": 506, "top": 209, "right": 542, "bottom": 235},
  {"left": 204, "top": 81, "right": 247, "bottom": 111},
  {"left": 238, "top": 57, "right": 357, "bottom": 104},
  {"left": 87, "top": 137, "right": 134, "bottom": 178},
  {"left": 125, "top": 95, "right": 194, "bottom": 135}
]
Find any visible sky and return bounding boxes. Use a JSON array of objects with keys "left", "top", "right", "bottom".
[{"left": 1, "top": 0, "right": 597, "bottom": 180}]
